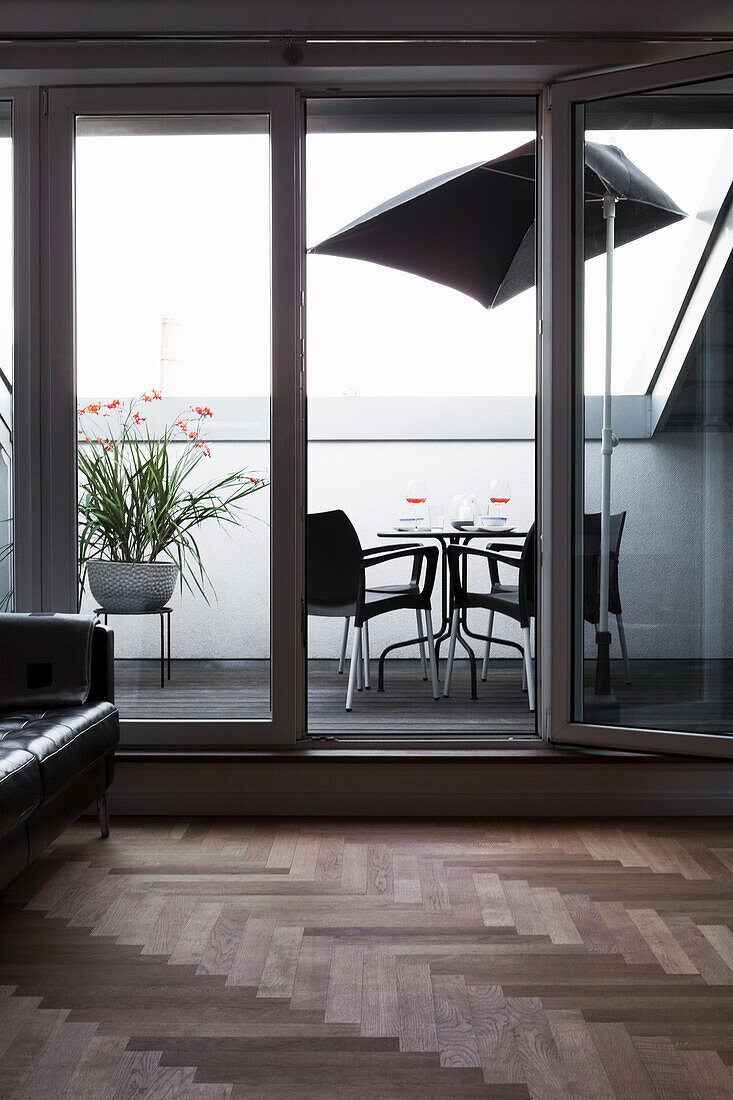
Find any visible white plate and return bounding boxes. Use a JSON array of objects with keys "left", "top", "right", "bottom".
[{"left": 475, "top": 524, "right": 516, "bottom": 534}]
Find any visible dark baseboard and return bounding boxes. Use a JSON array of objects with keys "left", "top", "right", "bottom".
[{"left": 107, "top": 749, "right": 733, "bottom": 816}]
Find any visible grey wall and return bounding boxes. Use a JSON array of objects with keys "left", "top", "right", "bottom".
[{"left": 585, "top": 432, "right": 733, "bottom": 660}]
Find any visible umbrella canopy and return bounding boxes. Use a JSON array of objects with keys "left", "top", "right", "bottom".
[{"left": 309, "top": 139, "right": 685, "bottom": 309}]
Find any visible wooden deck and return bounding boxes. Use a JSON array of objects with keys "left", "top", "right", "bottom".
[
  {"left": 112, "top": 658, "right": 732, "bottom": 737},
  {"left": 113, "top": 658, "right": 538, "bottom": 735},
  {"left": 2, "top": 816, "right": 733, "bottom": 1098}
]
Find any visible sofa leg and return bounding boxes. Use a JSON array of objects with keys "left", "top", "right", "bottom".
[{"left": 97, "top": 794, "right": 110, "bottom": 839}]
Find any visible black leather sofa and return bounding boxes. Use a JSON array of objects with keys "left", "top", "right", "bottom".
[{"left": 0, "top": 622, "right": 119, "bottom": 891}]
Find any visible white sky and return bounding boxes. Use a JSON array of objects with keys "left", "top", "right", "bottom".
[
  {"left": 69, "top": 122, "right": 731, "bottom": 401},
  {"left": 76, "top": 130, "right": 271, "bottom": 399}
]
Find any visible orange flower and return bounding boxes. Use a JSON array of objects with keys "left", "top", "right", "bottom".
[
  {"left": 190, "top": 405, "right": 213, "bottom": 418},
  {"left": 106, "top": 398, "right": 122, "bottom": 410},
  {"left": 132, "top": 411, "right": 146, "bottom": 425}
]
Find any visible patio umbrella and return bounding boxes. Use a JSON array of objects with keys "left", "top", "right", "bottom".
[{"left": 309, "top": 139, "right": 685, "bottom": 695}]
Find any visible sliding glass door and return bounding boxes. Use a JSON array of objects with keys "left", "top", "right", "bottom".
[
  {"left": 545, "top": 51, "right": 733, "bottom": 756},
  {"left": 44, "top": 86, "right": 302, "bottom": 746}
]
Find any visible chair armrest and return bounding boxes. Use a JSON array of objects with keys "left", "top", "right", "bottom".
[
  {"left": 447, "top": 543, "right": 522, "bottom": 603},
  {"left": 449, "top": 544, "right": 521, "bottom": 570},
  {"left": 362, "top": 543, "right": 417, "bottom": 556},
  {"left": 361, "top": 546, "right": 432, "bottom": 570},
  {"left": 360, "top": 544, "right": 439, "bottom": 605},
  {"left": 488, "top": 542, "right": 523, "bottom": 553},
  {"left": 88, "top": 623, "right": 115, "bottom": 704}
]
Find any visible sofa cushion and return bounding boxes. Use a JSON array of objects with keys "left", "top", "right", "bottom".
[
  {"left": 0, "top": 613, "right": 97, "bottom": 708},
  {"left": 0, "top": 702, "right": 118, "bottom": 802},
  {"left": 0, "top": 747, "right": 42, "bottom": 840}
]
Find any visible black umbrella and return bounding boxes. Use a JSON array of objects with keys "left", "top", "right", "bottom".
[
  {"left": 310, "top": 138, "right": 685, "bottom": 696},
  {"left": 309, "top": 139, "right": 683, "bottom": 309}
]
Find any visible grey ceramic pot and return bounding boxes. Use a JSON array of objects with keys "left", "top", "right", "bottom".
[{"left": 86, "top": 560, "right": 178, "bottom": 613}]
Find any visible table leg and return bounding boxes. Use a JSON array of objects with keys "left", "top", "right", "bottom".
[
  {"left": 167, "top": 613, "right": 171, "bottom": 680},
  {"left": 435, "top": 536, "right": 476, "bottom": 663},
  {"left": 160, "top": 613, "right": 164, "bottom": 688},
  {"left": 433, "top": 537, "right": 454, "bottom": 659}
]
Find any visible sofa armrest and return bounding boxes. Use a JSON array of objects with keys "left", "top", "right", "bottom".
[{"left": 88, "top": 623, "right": 115, "bottom": 704}]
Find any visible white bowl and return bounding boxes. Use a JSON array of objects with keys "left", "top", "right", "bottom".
[{"left": 477, "top": 515, "right": 507, "bottom": 529}]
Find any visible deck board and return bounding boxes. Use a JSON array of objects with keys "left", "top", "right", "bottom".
[
  {"left": 113, "top": 658, "right": 538, "bottom": 734},
  {"left": 112, "top": 658, "right": 733, "bottom": 736}
]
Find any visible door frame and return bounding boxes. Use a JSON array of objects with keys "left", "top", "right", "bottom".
[
  {"left": 540, "top": 48, "right": 733, "bottom": 758},
  {"left": 0, "top": 87, "right": 44, "bottom": 615},
  {"left": 42, "top": 83, "right": 305, "bottom": 746}
]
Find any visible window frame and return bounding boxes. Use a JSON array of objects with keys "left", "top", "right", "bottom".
[{"left": 42, "top": 83, "right": 304, "bottom": 747}]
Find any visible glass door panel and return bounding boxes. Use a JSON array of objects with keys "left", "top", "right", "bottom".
[
  {"left": 544, "top": 55, "right": 733, "bottom": 755},
  {"left": 575, "top": 79, "right": 733, "bottom": 738},
  {"left": 74, "top": 114, "right": 273, "bottom": 721},
  {"left": 576, "top": 82, "right": 733, "bottom": 736}
]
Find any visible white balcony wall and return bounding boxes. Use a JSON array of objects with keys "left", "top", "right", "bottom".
[{"left": 78, "top": 399, "right": 733, "bottom": 663}]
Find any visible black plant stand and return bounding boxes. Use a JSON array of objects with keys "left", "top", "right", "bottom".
[{"left": 94, "top": 606, "right": 172, "bottom": 688}]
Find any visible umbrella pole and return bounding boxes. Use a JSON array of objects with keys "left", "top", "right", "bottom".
[{"left": 595, "top": 193, "right": 617, "bottom": 696}]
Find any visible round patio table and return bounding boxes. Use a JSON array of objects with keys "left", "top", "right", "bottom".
[{"left": 376, "top": 527, "right": 528, "bottom": 693}]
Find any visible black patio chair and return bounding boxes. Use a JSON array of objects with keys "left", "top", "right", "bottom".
[
  {"left": 307, "top": 510, "right": 440, "bottom": 711},
  {"left": 473, "top": 511, "right": 630, "bottom": 698},
  {"left": 444, "top": 525, "right": 537, "bottom": 710},
  {"left": 583, "top": 511, "right": 631, "bottom": 684}
]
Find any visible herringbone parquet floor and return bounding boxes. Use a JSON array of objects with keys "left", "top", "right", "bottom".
[{"left": 2, "top": 817, "right": 733, "bottom": 1098}]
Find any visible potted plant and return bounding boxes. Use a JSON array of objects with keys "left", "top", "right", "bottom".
[{"left": 78, "top": 390, "right": 267, "bottom": 612}]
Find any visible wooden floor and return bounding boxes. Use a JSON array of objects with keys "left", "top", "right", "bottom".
[{"left": 2, "top": 817, "right": 733, "bottom": 1098}]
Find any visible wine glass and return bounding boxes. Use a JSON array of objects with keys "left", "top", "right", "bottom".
[
  {"left": 406, "top": 479, "right": 427, "bottom": 530},
  {"left": 489, "top": 478, "right": 511, "bottom": 517}
]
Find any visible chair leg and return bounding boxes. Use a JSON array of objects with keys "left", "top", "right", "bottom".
[
  {"left": 363, "top": 620, "right": 371, "bottom": 689},
  {"left": 522, "top": 655, "right": 527, "bottom": 692},
  {"left": 356, "top": 632, "right": 363, "bottom": 691},
  {"left": 442, "top": 609, "right": 460, "bottom": 697},
  {"left": 481, "top": 610, "right": 494, "bottom": 681},
  {"left": 97, "top": 794, "right": 110, "bottom": 839},
  {"left": 338, "top": 617, "right": 350, "bottom": 673},
  {"left": 415, "top": 609, "right": 428, "bottom": 680},
  {"left": 617, "top": 613, "right": 632, "bottom": 684},
  {"left": 346, "top": 627, "right": 362, "bottom": 711},
  {"left": 522, "top": 625, "right": 535, "bottom": 712},
  {"left": 424, "top": 610, "right": 441, "bottom": 700}
]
